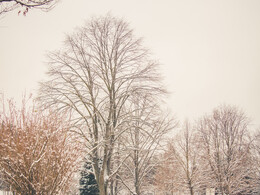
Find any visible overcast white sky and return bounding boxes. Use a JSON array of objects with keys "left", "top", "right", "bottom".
[{"left": 0, "top": 0, "right": 260, "bottom": 128}]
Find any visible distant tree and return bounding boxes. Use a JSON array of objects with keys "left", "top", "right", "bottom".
[
  {"left": 79, "top": 160, "right": 99, "bottom": 195},
  {"left": 167, "top": 121, "right": 204, "bottom": 195},
  {"left": 197, "top": 105, "right": 258, "bottom": 195},
  {"left": 251, "top": 129, "right": 260, "bottom": 194},
  {"left": 0, "top": 96, "right": 81, "bottom": 195},
  {"left": 0, "top": 0, "right": 59, "bottom": 15},
  {"left": 154, "top": 121, "right": 204, "bottom": 195},
  {"left": 154, "top": 150, "right": 180, "bottom": 195},
  {"left": 118, "top": 95, "right": 173, "bottom": 195}
]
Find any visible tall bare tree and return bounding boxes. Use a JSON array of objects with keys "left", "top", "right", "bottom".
[
  {"left": 0, "top": 96, "right": 81, "bottom": 195},
  {"left": 38, "top": 15, "right": 165, "bottom": 195},
  {"left": 0, "top": 0, "right": 59, "bottom": 15},
  {"left": 197, "top": 105, "right": 258, "bottom": 195}
]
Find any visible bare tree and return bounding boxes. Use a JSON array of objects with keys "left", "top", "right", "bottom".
[
  {"left": 117, "top": 95, "right": 173, "bottom": 195},
  {"left": 0, "top": 96, "right": 82, "bottom": 195},
  {"left": 0, "top": 0, "right": 59, "bottom": 15},
  {"left": 170, "top": 121, "right": 204, "bottom": 195},
  {"left": 250, "top": 129, "right": 260, "bottom": 193},
  {"left": 154, "top": 151, "right": 179, "bottom": 195},
  {"left": 38, "top": 15, "right": 165, "bottom": 195},
  {"left": 197, "top": 105, "right": 258, "bottom": 195},
  {"left": 154, "top": 121, "right": 203, "bottom": 195}
]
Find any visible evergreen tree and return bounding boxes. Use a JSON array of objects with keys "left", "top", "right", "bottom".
[{"left": 79, "top": 160, "right": 99, "bottom": 195}]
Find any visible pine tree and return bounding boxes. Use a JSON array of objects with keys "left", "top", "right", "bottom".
[{"left": 79, "top": 160, "right": 99, "bottom": 195}]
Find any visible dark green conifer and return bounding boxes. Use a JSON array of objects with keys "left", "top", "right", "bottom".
[{"left": 79, "top": 160, "right": 99, "bottom": 195}]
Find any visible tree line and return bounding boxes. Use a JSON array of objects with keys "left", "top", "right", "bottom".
[
  {"left": 0, "top": 15, "right": 259, "bottom": 195},
  {"left": 154, "top": 105, "right": 260, "bottom": 195}
]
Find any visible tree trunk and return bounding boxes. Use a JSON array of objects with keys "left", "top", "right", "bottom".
[
  {"left": 98, "top": 178, "right": 107, "bottom": 195},
  {"left": 189, "top": 186, "right": 194, "bottom": 195},
  {"left": 97, "top": 169, "right": 107, "bottom": 195},
  {"left": 110, "top": 179, "right": 114, "bottom": 195},
  {"left": 134, "top": 116, "right": 140, "bottom": 195}
]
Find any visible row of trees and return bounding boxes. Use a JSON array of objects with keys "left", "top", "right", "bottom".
[
  {"left": 2, "top": 100, "right": 259, "bottom": 194},
  {"left": 155, "top": 105, "right": 260, "bottom": 195},
  {"left": 0, "top": 15, "right": 174, "bottom": 195},
  {"left": 1, "top": 14, "right": 259, "bottom": 195}
]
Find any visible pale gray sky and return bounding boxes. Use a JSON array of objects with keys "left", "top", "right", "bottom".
[{"left": 0, "top": 0, "right": 260, "bottom": 128}]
